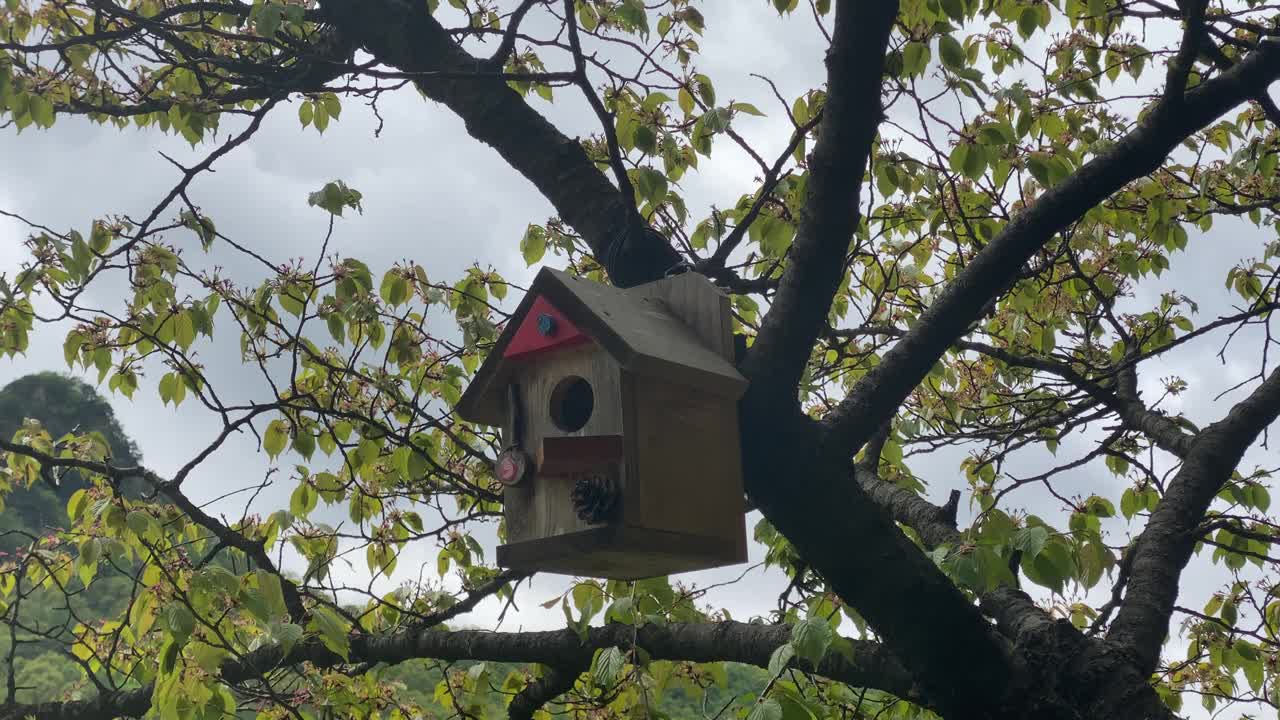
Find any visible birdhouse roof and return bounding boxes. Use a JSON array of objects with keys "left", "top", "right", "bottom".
[{"left": 456, "top": 268, "right": 747, "bottom": 426}]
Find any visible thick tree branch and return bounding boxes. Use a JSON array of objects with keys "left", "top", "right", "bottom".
[
  {"left": 979, "top": 588, "right": 1179, "bottom": 720},
  {"left": 507, "top": 664, "right": 583, "bottom": 720},
  {"left": 830, "top": 325, "right": 1198, "bottom": 457},
  {"left": 854, "top": 467, "right": 961, "bottom": 550},
  {"left": 821, "top": 37, "right": 1280, "bottom": 457},
  {"left": 0, "top": 621, "right": 920, "bottom": 720},
  {"left": 1163, "top": 0, "right": 1210, "bottom": 103},
  {"left": 739, "top": 0, "right": 892, "bottom": 398},
  {"left": 318, "top": 0, "right": 680, "bottom": 287},
  {"left": 486, "top": 0, "right": 545, "bottom": 68},
  {"left": 732, "top": 8, "right": 1031, "bottom": 717},
  {"left": 1108, "top": 365, "right": 1280, "bottom": 673}
]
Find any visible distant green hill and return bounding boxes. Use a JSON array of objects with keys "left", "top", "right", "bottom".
[
  {"left": 0, "top": 371, "right": 142, "bottom": 549},
  {"left": 0, "top": 373, "right": 142, "bottom": 703}
]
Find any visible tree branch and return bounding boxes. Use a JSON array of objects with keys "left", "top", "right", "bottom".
[
  {"left": 1108, "top": 365, "right": 1280, "bottom": 673},
  {"left": 821, "top": 37, "right": 1280, "bottom": 457},
  {"left": 0, "top": 439, "right": 307, "bottom": 620},
  {"left": 318, "top": 0, "right": 680, "bottom": 287},
  {"left": 507, "top": 664, "right": 583, "bottom": 720},
  {"left": 1163, "top": 0, "right": 1210, "bottom": 103},
  {"left": 739, "top": 0, "right": 893, "bottom": 398},
  {"left": 732, "top": 6, "right": 1031, "bottom": 715},
  {"left": 854, "top": 467, "right": 962, "bottom": 550},
  {"left": 829, "top": 325, "right": 1198, "bottom": 458},
  {"left": 486, "top": 0, "right": 545, "bottom": 68},
  {"left": 0, "top": 621, "right": 921, "bottom": 720}
]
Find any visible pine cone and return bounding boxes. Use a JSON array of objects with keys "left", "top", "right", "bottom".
[{"left": 571, "top": 473, "right": 618, "bottom": 524}]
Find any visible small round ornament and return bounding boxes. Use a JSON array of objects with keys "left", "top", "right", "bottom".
[{"left": 496, "top": 448, "right": 531, "bottom": 486}]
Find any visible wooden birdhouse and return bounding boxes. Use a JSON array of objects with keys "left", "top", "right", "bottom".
[{"left": 456, "top": 268, "right": 748, "bottom": 580}]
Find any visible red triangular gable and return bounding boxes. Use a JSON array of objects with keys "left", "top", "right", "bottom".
[{"left": 503, "top": 294, "right": 590, "bottom": 360}]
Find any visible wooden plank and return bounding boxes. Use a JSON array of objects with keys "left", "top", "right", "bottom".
[
  {"left": 629, "top": 272, "right": 734, "bottom": 362},
  {"left": 503, "top": 344, "right": 625, "bottom": 543},
  {"left": 537, "top": 435, "right": 624, "bottom": 475},
  {"left": 631, "top": 374, "right": 747, "bottom": 563},
  {"left": 497, "top": 525, "right": 742, "bottom": 580}
]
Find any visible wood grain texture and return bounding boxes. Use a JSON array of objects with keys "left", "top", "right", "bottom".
[
  {"left": 497, "top": 525, "right": 743, "bottom": 580},
  {"left": 631, "top": 374, "right": 747, "bottom": 562},
  {"left": 628, "top": 272, "right": 735, "bottom": 362},
  {"left": 503, "top": 343, "right": 624, "bottom": 544}
]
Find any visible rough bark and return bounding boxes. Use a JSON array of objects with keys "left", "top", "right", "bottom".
[
  {"left": 1109, "top": 366, "right": 1280, "bottom": 672},
  {"left": 726, "top": 3, "right": 1037, "bottom": 716},
  {"left": 0, "top": 622, "right": 919, "bottom": 720},
  {"left": 507, "top": 664, "right": 583, "bottom": 720}
]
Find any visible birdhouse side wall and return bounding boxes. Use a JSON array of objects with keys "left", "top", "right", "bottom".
[
  {"left": 626, "top": 373, "right": 747, "bottom": 560},
  {"left": 502, "top": 343, "right": 625, "bottom": 544}
]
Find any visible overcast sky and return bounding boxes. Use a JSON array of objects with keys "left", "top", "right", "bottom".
[{"left": 2, "top": 2, "right": 1279, "bottom": 708}]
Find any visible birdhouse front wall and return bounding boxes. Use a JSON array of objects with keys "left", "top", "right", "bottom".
[{"left": 502, "top": 342, "right": 626, "bottom": 544}]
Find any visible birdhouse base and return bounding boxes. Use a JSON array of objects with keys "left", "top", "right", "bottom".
[{"left": 497, "top": 525, "right": 745, "bottom": 580}]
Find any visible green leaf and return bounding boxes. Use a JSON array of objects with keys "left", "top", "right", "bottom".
[
  {"left": 1026, "top": 154, "right": 1052, "bottom": 186},
  {"left": 190, "top": 642, "right": 228, "bottom": 672},
  {"left": 380, "top": 271, "right": 410, "bottom": 307},
  {"left": 693, "top": 73, "right": 715, "bottom": 106},
  {"left": 307, "top": 181, "right": 363, "bottom": 217},
  {"left": 1012, "top": 526, "right": 1049, "bottom": 559},
  {"left": 1244, "top": 657, "right": 1264, "bottom": 692},
  {"left": 264, "top": 420, "right": 289, "bottom": 459},
  {"left": 520, "top": 224, "right": 546, "bottom": 266},
  {"left": 271, "top": 622, "right": 304, "bottom": 654},
  {"left": 1222, "top": 599, "right": 1238, "bottom": 626},
  {"left": 1017, "top": 6, "right": 1040, "bottom": 38},
  {"left": 939, "top": 35, "right": 965, "bottom": 70},
  {"left": 593, "top": 646, "right": 626, "bottom": 686},
  {"left": 633, "top": 167, "right": 668, "bottom": 205},
  {"left": 291, "top": 482, "right": 317, "bottom": 516},
  {"left": 730, "top": 102, "right": 766, "bottom": 117},
  {"left": 949, "top": 143, "right": 970, "bottom": 175},
  {"left": 790, "top": 618, "right": 832, "bottom": 665},
  {"left": 29, "top": 95, "right": 54, "bottom": 128},
  {"left": 617, "top": 0, "right": 649, "bottom": 35},
  {"left": 963, "top": 143, "right": 987, "bottom": 180},
  {"left": 257, "top": 2, "right": 283, "bottom": 37},
  {"left": 256, "top": 570, "right": 288, "bottom": 619},
  {"left": 902, "top": 42, "right": 931, "bottom": 77},
  {"left": 632, "top": 125, "right": 658, "bottom": 154},
  {"left": 308, "top": 606, "right": 350, "bottom": 659},
  {"left": 164, "top": 604, "right": 196, "bottom": 641},
  {"left": 1120, "top": 488, "right": 1140, "bottom": 519},
  {"left": 67, "top": 488, "right": 89, "bottom": 521},
  {"left": 158, "top": 637, "right": 181, "bottom": 675},
  {"left": 747, "top": 698, "right": 783, "bottom": 720},
  {"left": 768, "top": 643, "right": 795, "bottom": 676},
  {"left": 678, "top": 87, "right": 695, "bottom": 115}
]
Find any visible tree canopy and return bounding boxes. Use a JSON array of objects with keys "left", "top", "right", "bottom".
[{"left": 1, "top": 1, "right": 1280, "bottom": 719}]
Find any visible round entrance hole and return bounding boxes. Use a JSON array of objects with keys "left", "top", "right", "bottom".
[{"left": 549, "top": 376, "right": 594, "bottom": 432}]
